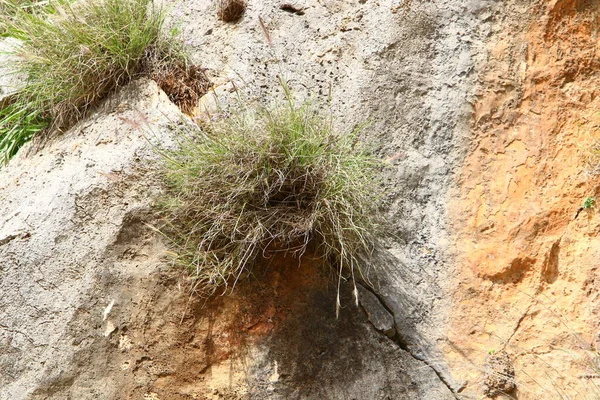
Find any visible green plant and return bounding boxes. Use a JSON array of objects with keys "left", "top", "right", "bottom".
[
  {"left": 3, "top": 0, "right": 170, "bottom": 127},
  {"left": 0, "top": 0, "right": 201, "bottom": 163},
  {"left": 158, "top": 92, "right": 384, "bottom": 313},
  {"left": 0, "top": 102, "right": 47, "bottom": 163},
  {"left": 0, "top": 0, "right": 62, "bottom": 33},
  {"left": 583, "top": 196, "right": 595, "bottom": 210}
]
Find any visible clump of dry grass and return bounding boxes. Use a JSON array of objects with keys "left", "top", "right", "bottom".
[
  {"left": 141, "top": 45, "right": 212, "bottom": 114},
  {"left": 217, "top": 0, "right": 246, "bottom": 22},
  {"left": 159, "top": 90, "right": 384, "bottom": 313}
]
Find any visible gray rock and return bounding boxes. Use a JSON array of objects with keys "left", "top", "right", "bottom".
[
  {"left": 0, "top": 79, "right": 181, "bottom": 399},
  {"left": 358, "top": 283, "right": 396, "bottom": 338},
  {"left": 0, "top": 0, "right": 501, "bottom": 396},
  {"left": 0, "top": 78, "right": 455, "bottom": 399}
]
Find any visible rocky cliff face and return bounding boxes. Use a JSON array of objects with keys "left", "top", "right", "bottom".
[
  {"left": 447, "top": 0, "right": 600, "bottom": 398},
  {"left": 1, "top": 0, "right": 599, "bottom": 399}
]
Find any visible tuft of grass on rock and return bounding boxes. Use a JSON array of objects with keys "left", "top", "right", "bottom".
[
  {"left": 2, "top": 0, "right": 169, "bottom": 128},
  {"left": 583, "top": 196, "right": 595, "bottom": 210},
  {"left": 158, "top": 92, "right": 384, "bottom": 313},
  {"left": 0, "top": 0, "right": 208, "bottom": 163}
]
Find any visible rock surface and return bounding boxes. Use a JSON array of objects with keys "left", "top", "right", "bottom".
[
  {"left": 0, "top": 77, "right": 454, "bottom": 399},
  {"left": 358, "top": 284, "right": 396, "bottom": 338},
  {"left": 4, "top": 0, "right": 599, "bottom": 399},
  {"left": 0, "top": 79, "right": 181, "bottom": 399},
  {"left": 446, "top": 1, "right": 600, "bottom": 398},
  {"left": 175, "top": 0, "right": 486, "bottom": 391}
]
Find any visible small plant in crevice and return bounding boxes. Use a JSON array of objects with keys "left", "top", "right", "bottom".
[
  {"left": 157, "top": 89, "right": 385, "bottom": 314},
  {"left": 0, "top": 0, "right": 209, "bottom": 164},
  {"left": 583, "top": 196, "right": 595, "bottom": 210}
]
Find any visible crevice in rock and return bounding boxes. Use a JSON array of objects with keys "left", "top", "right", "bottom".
[
  {"left": 391, "top": 332, "right": 462, "bottom": 398},
  {"left": 0, "top": 231, "right": 30, "bottom": 247},
  {"left": 358, "top": 284, "right": 461, "bottom": 398},
  {"left": 503, "top": 302, "right": 533, "bottom": 350},
  {"left": 0, "top": 234, "right": 17, "bottom": 246}
]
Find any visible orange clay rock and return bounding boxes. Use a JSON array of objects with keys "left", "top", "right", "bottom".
[{"left": 446, "top": 0, "right": 600, "bottom": 398}]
